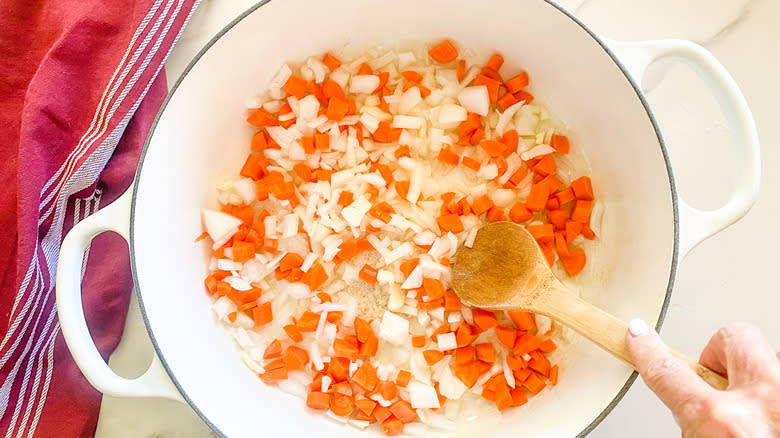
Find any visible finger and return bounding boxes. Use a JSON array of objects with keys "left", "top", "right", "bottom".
[
  {"left": 626, "top": 319, "right": 713, "bottom": 418},
  {"left": 699, "top": 323, "right": 778, "bottom": 387}
]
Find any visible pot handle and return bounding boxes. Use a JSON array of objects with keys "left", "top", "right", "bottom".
[
  {"left": 607, "top": 39, "right": 760, "bottom": 257},
  {"left": 56, "top": 186, "right": 183, "bottom": 401}
]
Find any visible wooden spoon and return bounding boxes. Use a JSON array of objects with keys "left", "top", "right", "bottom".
[{"left": 451, "top": 221, "right": 728, "bottom": 390}]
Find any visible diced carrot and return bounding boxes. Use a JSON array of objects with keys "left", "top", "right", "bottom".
[
  {"left": 475, "top": 343, "right": 496, "bottom": 363},
  {"left": 322, "top": 80, "right": 345, "bottom": 100},
  {"left": 378, "top": 381, "right": 398, "bottom": 401},
  {"left": 509, "top": 202, "right": 532, "bottom": 223},
  {"left": 390, "top": 400, "right": 417, "bottom": 423},
  {"left": 411, "top": 335, "right": 427, "bottom": 348},
  {"left": 400, "top": 258, "right": 420, "bottom": 278},
  {"left": 540, "top": 174, "right": 563, "bottom": 192},
  {"left": 457, "top": 59, "right": 466, "bottom": 80},
  {"left": 560, "top": 248, "right": 586, "bottom": 276},
  {"left": 511, "top": 387, "right": 529, "bottom": 406},
  {"left": 375, "top": 71, "right": 390, "bottom": 92},
  {"left": 523, "top": 373, "right": 546, "bottom": 394},
  {"left": 480, "top": 140, "right": 507, "bottom": 157},
  {"left": 396, "top": 370, "right": 412, "bottom": 388},
  {"left": 357, "top": 62, "right": 373, "bottom": 75},
  {"left": 539, "top": 338, "right": 557, "bottom": 353},
  {"left": 284, "top": 74, "right": 307, "bottom": 99},
  {"left": 252, "top": 302, "right": 273, "bottom": 327},
  {"left": 480, "top": 66, "right": 502, "bottom": 82},
  {"left": 540, "top": 243, "right": 556, "bottom": 266},
  {"left": 514, "top": 367, "right": 532, "bottom": 383},
  {"left": 401, "top": 70, "right": 423, "bottom": 83},
  {"left": 330, "top": 394, "right": 356, "bottom": 417},
  {"left": 246, "top": 107, "right": 278, "bottom": 127},
  {"left": 322, "top": 53, "right": 341, "bottom": 71},
  {"left": 327, "top": 357, "right": 350, "bottom": 382},
  {"left": 334, "top": 338, "right": 359, "bottom": 359},
  {"left": 357, "top": 264, "right": 379, "bottom": 285},
  {"left": 306, "top": 391, "right": 331, "bottom": 410},
  {"left": 444, "top": 291, "right": 461, "bottom": 311},
  {"left": 514, "top": 90, "right": 535, "bottom": 104},
  {"left": 571, "top": 200, "right": 593, "bottom": 224},
  {"left": 422, "top": 278, "right": 445, "bottom": 300},
  {"left": 332, "top": 380, "right": 353, "bottom": 396},
  {"left": 297, "top": 311, "right": 320, "bottom": 332},
  {"left": 357, "top": 396, "right": 377, "bottom": 415},
  {"left": 326, "top": 96, "right": 349, "bottom": 121},
  {"left": 529, "top": 352, "right": 551, "bottom": 377},
  {"left": 455, "top": 346, "right": 474, "bottom": 365},
  {"left": 231, "top": 241, "right": 256, "bottom": 263},
  {"left": 301, "top": 136, "right": 315, "bottom": 154},
  {"left": 284, "top": 345, "right": 309, "bottom": 370},
  {"left": 360, "top": 333, "right": 379, "bottom": 356},
  {"left": 382, "top": 416, "right": 404, "bottom": 436},
  {"left": 472, "top": 308, "right": 498, "bottom": 331},
  {"left": 283, "top": 324, "right": 303, "bottom": 342},
  {"left": 504, "top": 72, "right": 529, "bottom": 94},
  {"left": 486, "top": 206, "right": 506, "bottom": 222},
  {"left": 549, "top": 133, "right": 571, "bottom": 154},
  {"left": 352, "top": 362, "right": 378, "bottom": 391},
  {"left": 571, "top": 176, "right": 594, "bottom": 200},
  {"left": 527, "top": 223, "right": 554, "bottom": 244},
  {"left": 555, "top": 187, "right": 576, "bottom": 206},
  {"left": 486, "top": 53, "right": 504, "bottom": 71},
  {"left": 459, "top": 112, "right": 481, "bottom": 136},
  {"left": 495, "top": 326, "right": 517, "bottom": 348},
  {"left": 508, "top": 311, "right": 536, "bottom": 331},
  {"left": 314, "top": 132, "right": 330, "bottom": 151},
  {"left": 467, "top": 127, "right": 484, "bottom": 145},
  {"left": 501, "top": 130, "right": 520, "bottom": 154},
  {"left": 461, "top": 156, "right": 481, "bottom": 171},
  {"left": 495, "top": 380, "right": 513, "bottom": 411},
  {"left": 437, "top": 214, "right": 464, "bottom": 233},
  {"left": 337, "top": 190, "right": 354, "bottom": 207},
  {"left": 437, "top": 148, "right": 460, "bottom": 166},
  {"left": 263, "top": 339, "right": 282, "bottom": 359},
  {"left": 373, "top": 405, "right": 393, "bottom": 423},
  {"left": 372, "top": 120, "right": 402, "bottom": 143},
  {"left": 471, "top": 195, "right": 494, "bottom": 216},
  {"left": 497, "top": 92, "right": 519, "bottom": 111},
  {"left": 582, "top": 222, "right": 596, "bottom": 239},
  {"left": 279, "top": 253, "right": 304, "bottom": 272},
  {"left": 474, "top": 74, "right": 501, "bottom": 103},
  {"left": 250, "top": 131, "right": 269, "bottom": 152},
  {"left": 533, "top": 154, "right": 556, "bottom": 176},
  {"left": 547, "top": 209, "right": 568, "bottom": 230},
  {"left": 429, "top": 40, "right": 458, "bottom": 63},
  {"left": 455, "top": 323, "right": 477, "bottom": 347},
  {"left": 550, "top": 364, "right": 560, "bottom": 385},
  {"left": 292, "top": 163, "right": 312, "bottom": 182},
  {"left": 301, "top": 262, "right": 328, "bottom": 291},
  {"left": 394, "top": 145, "right": 411, "bottom": 159},
  {"left": 565, "top": 220, "right": 583, "bottom": 242},
  {"left": 423, "top": 350, "right": 445, "bottom": 365},
  {"left": 526, "top": 182, "right": 549, "bottom": 211},
  {"left": 454, "top": 362, "right": 480, "bottom": 388},
  {"left": 514, "top": 333, "right": 542, "bottom": 356},
  {"left": 506, "top": 355, "right": 527, "bottom": 371},
  {"left": 240, "top": 154, "right": 267, "bottom": 180}
]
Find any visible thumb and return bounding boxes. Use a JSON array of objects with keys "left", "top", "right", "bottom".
[{"left": 626, "top": 319, "right": 712, "bottom": 417}]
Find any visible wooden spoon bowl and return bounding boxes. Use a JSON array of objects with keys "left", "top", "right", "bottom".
[{"left": 451, "top": 221, "right": 728, "bottom": 390}]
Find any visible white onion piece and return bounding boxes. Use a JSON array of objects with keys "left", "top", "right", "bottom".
[
  {"left": 378, "top": 311, "right": 410, "bottom": 346},
  {"left": 350, "top": 75, "right": 380, "bottom": 94},
  {"left": 496, "top": 100, "right": 525, "bottom": 135},
  {"left": 457, "top": 86, "right": 490, "bottom": 116},
  {"left": 392, "top": 115, "right": 424, "bottom": 130},
  {"left": 521, "top": 144, "right": 556, "bottom": 161},
  {"left": 398, "top": 87, "right": 422, "bottom": 114},
  {"left": 408, "top": 382, "right": 441, "bottom": 409},
  {"left": 232, "top": 178, "right": 256, "bottom": 204},
  {"left": 437, "top": 104, "right": 468, "bottom": 124},
  {"left": 202, "top": 210, "right": 241, "bottom": 245}
]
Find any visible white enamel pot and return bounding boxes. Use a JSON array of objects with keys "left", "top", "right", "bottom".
[{"left": 56, "top": 0, "right": 760, "bottom": 436}]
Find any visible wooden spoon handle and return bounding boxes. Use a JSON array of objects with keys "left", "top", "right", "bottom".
[{"left": 542, "top": 287, "right": 728, "bottom": 390}]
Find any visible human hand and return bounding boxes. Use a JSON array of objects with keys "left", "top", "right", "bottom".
[{"left": 626, "top": 321, "right": 780, "bottom": 437}]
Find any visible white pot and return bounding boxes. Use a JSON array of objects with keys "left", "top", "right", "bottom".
[{"left": 56, "top": 0, "right": 760, "bottom": 436}]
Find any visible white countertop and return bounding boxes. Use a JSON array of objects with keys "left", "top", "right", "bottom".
[{"left": 95, "top": 0, "right": 780, "bottom": 436}]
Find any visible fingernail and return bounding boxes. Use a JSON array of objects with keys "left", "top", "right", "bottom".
[{"left": 629, "top": 319, "right": 650, "bottom": 337}]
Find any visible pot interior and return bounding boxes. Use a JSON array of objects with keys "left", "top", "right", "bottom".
[{"left": 131, "top": 0, "right": 676, "bottom": 436}]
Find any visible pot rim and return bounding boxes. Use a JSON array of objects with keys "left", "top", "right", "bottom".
[{"left": 129, "top": 0, "right": 680, "bottom": 435}]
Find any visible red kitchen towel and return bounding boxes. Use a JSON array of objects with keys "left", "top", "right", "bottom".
[{"left": 0, "top": 0, "right": 199, "bottom": 436}]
